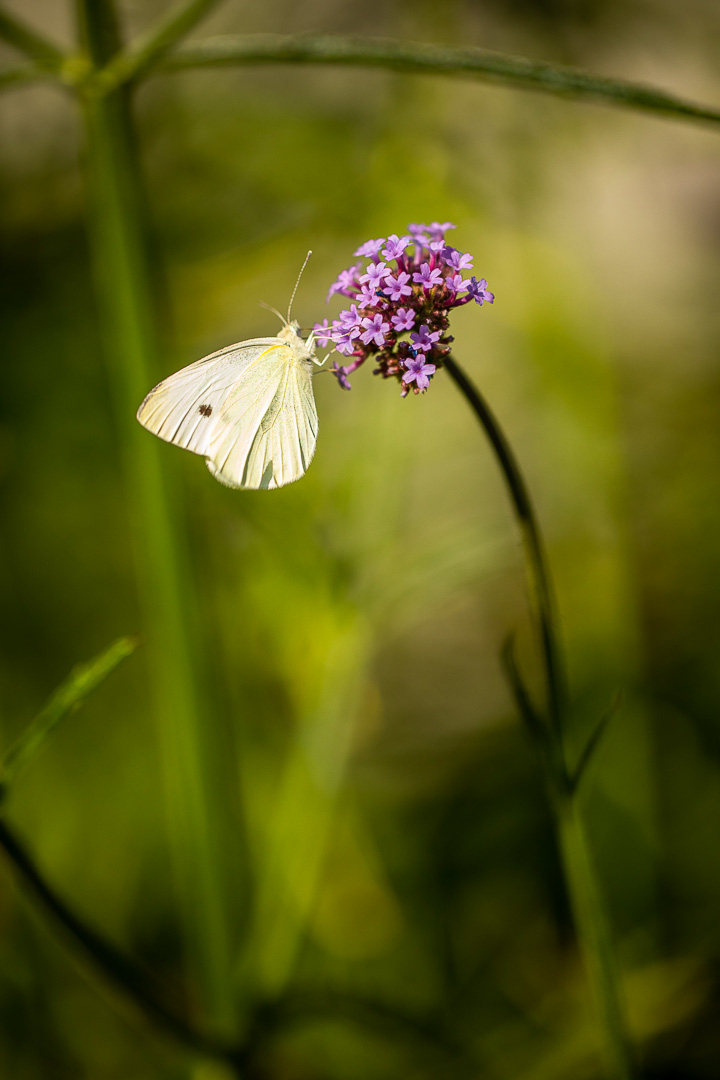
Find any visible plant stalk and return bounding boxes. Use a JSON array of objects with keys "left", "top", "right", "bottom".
[
  {"left": 445, "top": 355, "right": 634, "bottom": 1080},
  {"left": 159, "top": 33, "right": 720, "bottom": 129},
  {"left": 0, "top": 5, "right": 65, "bottom": 66},
  {"left": 75, "top": 0, "right": 236, "bottom": 1036},
  {"left": 445, "top": 355, "right": 565, "bottom": 740}
]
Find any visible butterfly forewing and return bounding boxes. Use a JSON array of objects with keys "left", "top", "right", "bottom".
[
  {"left": 136, "top": 339, "right": 280, "bottom": 458},
  {"left": 136, "top": 332, "right": 319, "bottom": 490}
]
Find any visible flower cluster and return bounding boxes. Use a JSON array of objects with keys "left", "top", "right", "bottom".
[{"left": 315, "top": 223, "right": 493, "bottom": 396}]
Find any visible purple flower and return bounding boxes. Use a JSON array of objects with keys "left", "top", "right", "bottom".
[
  {"left": 409, "top": 324, "right": 441, "bottom": 354},
  {"left": 354, "top": 238, "right": 386, "bottom": 259},
  {"left": 331, "top": 362, "right": 353, "bottom": 390},
  {"left": 446, "top": 273, "right": 470, "bottom": 294},
  {"left": 384, "top": 271, "right": 412, "bottom": 301},
  {"left": 382, "top": 234, "right": 411, "bottom": 260},
  {"left": 402, "top": 355, "right": 437, "bottom": 391},
  {"left": 360, "top": 313, "right": 390, "bottom": 347},
  {"left": 314, "top": 318, "right": 333, "bottom": 346},
  {"left": 391, "top": 307, "right": 416, "bottom": 332},
  {"left": 357, "top": 284, "right": 379, "bottom": 308},
  {"left": 444, "top": 248, "right": 474, "bottom": 272},
  {"left": 327, "top": 266, "right": 360, "bottom": 301},
  {"left": 322, "top": 223, "right": 493, "bottom": 396},
  {"left": 337, "top": 304, "right": 362, "bottom": 336},
  {"left": 412, "top": 263, "right": 444, "bottom": 290},
  {"left": 334, "top": 335, "right": 358, "bottom": 355},
  {"left": 466, "top": 276, "right": 495, "bottom": 305},
  {"left": 360, "top": 261, "right": 388, "bottom": 290}
]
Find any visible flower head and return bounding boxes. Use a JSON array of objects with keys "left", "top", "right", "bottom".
[{"left": 315, "top": 222, "right": 494, "bottom": 396}]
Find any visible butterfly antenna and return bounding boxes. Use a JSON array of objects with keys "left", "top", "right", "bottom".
[
  {"left": 258, "top": 300, "right": 286, "bottom": 326},
  {"left": 287, "top": 250, "right": 312, "bottom": 323}
]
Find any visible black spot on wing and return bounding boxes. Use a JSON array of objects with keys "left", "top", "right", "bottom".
[{"left": 198, "top": 404, "right": 213, "bottom": 417}]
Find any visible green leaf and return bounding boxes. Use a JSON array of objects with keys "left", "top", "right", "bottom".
[
  {"left": 1, "top": 636, "right": 138, "bottom": 787},
  {"left": 570, "top": 692, "right": 623, "bottom": 795}
]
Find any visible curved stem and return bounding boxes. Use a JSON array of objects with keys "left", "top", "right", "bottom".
[
  {"left": 0, "top": 817, "right": 240, "bottom": 1067},
  {"left": 444, "top": 355, "right": 565, "bottom": 750},
  {"left": 154, "top": 33, "right": 720, "bottom": 129},
  {"left": 445, "top": 354, "right": 634, "bottom": 1080}
]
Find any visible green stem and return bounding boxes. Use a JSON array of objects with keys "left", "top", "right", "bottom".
[
  {"left": 556, "top": 799, "right": 634, "bottom": 1080},
  {"left": 158, "top": 33, "right": 720, "bottom": 128},
  {"left": 0, "top": 818, "right": 240, "bottom": 1066},
  {"left": 95, "top": 0, "right": 226, "bottom": 92},
  {"left": 0, "top": 61, "right": 59, "bottom": 89},
  {"left": 445, "top": 355, "right": 634, "bottom": 1080},
  {"left": 75, "top": 0, "right": 236, "bottom": 1037},
  {"left": 0, "top": 5, "right": 65, "bottom": 65},
  {"left": 444, "top": 356, "right": 565, "bottom": 744}
]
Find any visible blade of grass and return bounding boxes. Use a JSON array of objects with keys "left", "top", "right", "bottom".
[
  {"left": 75, "top": 0, "right": 237, "bottom": 1037},
  {"left": 152, "top": 33, "right": 720, "bottom": 129},
  {"left": 2, "top": 637, "right": 137, "bottom": 787},
  {"left": 243, "top": 615, "right": 370, "bottom": 999}
]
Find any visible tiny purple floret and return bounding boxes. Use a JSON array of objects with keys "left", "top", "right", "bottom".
[
  {"left": 444, "top": 248, "right": 474, "bottom": 272},
  {"left": 360, "top": 313, "right": 390, "bottom": 347},
  {"left": 402, "top": 355, "right": 437, "bottom": 391},
  {"left": 354, "top": 238, "right": 386, "bottom": 259},
  {"left": 466, "top": 276, "right": 495, "bottom": 305},
  {"left": 391, "top": 307, "right": 416, "bottom": 332},
  {"left": 327, "top": 266, "right": 360, "bottom": 301},
  {"left": 360, "top": 261, "right": 388, "bottom": 290},
  {"left": 331, "top": 361, "right": 353, "bottom": 390},
  {"left": 382, "top": 234, "right": 411, "bottom": 261},
  {"left": 412, "top": 263, "right": 444, "bottom": 290},
  {"left": 384, "top": 271, "right": 413, "bottom": 301},
  {"left": 410, "top": 324, "right": 441, "bottom": 354}
]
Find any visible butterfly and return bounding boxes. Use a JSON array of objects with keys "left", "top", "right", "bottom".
[{"left": 136, "top": 257, "right": 324, "bottom": 490}]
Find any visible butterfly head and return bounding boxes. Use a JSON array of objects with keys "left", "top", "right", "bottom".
[{"left": 278, "top": 320, "right": 317, "bottom": 362}]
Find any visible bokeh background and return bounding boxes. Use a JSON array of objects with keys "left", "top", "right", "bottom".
[{"left": 1, "top": 1, "right": 720, "bottom": 1077}]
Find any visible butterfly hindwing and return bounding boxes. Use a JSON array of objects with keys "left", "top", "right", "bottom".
[
  {"left": 206, "top": 348, "right": 318, "bottom": 489},
  {"left": 136, "top": 332, "right": 319, "bottom": 490}
]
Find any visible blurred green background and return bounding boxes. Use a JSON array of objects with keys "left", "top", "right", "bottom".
[{"left": 1, "top": 0, "right": 720, "bottom": 1077}]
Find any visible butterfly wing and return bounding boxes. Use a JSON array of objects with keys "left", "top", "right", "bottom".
[
  {"left": 206, "top": 348, "right": 318, "bottom": 490},
  {"left": 137, "top": 338, "right": 318, "bottom": 490},
  {"left": 136, "top": 338, "right": 281, "bottom": 458}
]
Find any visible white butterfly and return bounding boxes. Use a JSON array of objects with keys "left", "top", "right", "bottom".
[{"left": 136, "top": 262, "right": 324, "bottom": 490}]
